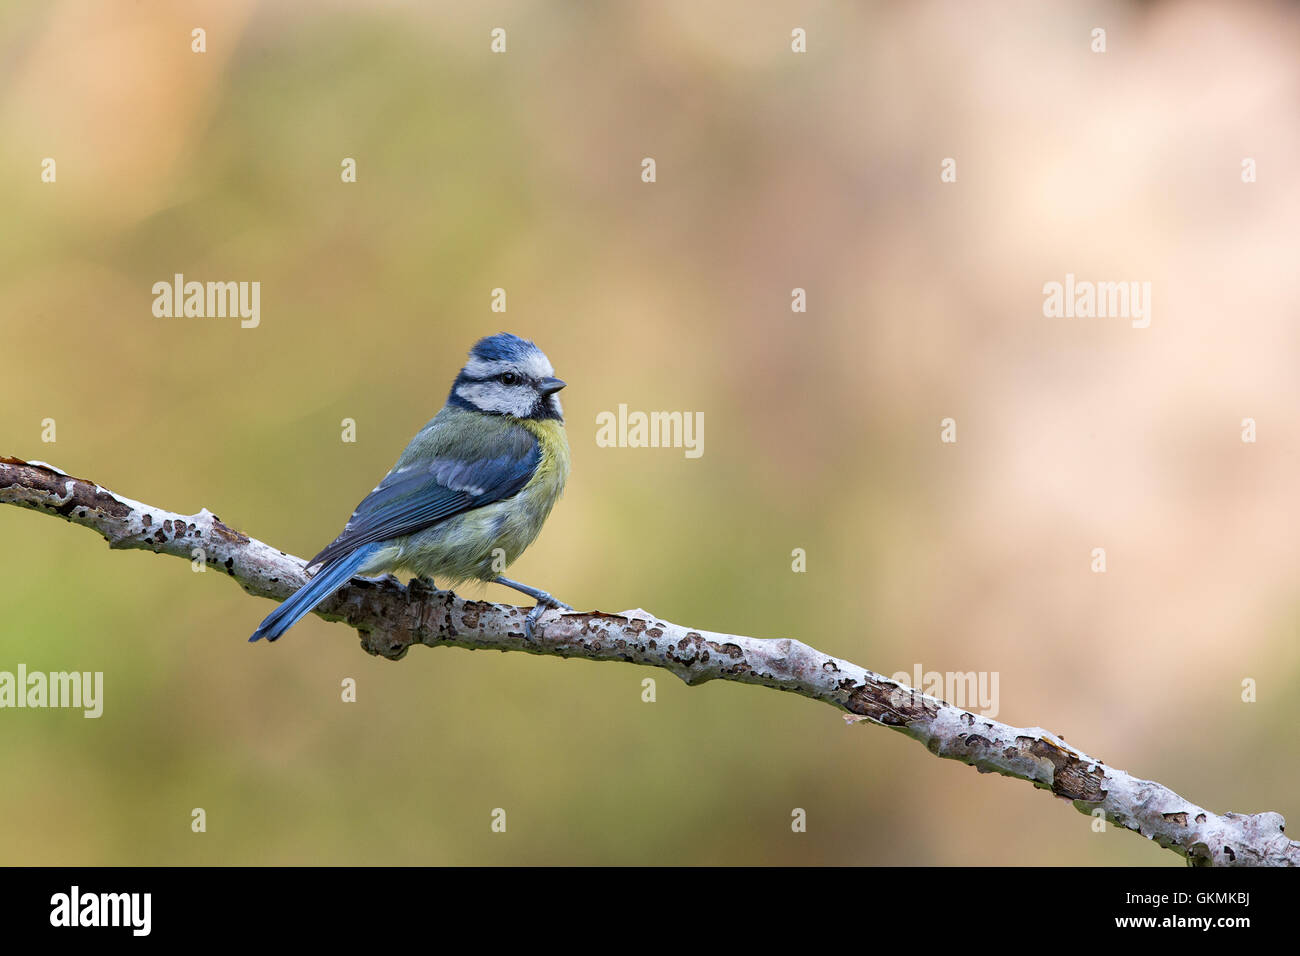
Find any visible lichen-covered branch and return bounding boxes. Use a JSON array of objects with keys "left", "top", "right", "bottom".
[{"left": 2, "top": 455, "right": 1296, "bottom": 866}]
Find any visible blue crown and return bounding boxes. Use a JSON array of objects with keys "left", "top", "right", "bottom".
[{"left": 470, "top": 333, "right": 539, "bottom": 363}]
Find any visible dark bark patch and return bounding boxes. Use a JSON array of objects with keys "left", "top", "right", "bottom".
[
  {"left": 843, "top": 680, "right": 938, "bottom": 726},
  {"left": 0, "top": 459, "right": 131, "bottom": 520},
  {"left": 211, "top": 519, "right": 250, "bottom": 544}
]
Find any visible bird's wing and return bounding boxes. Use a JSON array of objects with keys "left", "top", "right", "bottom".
[{"left": 307, "top": 425, "right": 540, "bottom": 569}]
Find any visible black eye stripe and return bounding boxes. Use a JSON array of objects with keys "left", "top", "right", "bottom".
[
  {"left": 455, "top": 370, "right": 536, "bottom": 388},
  {"left": 460, "top": 373, "right": 513, "bottom": 384}
]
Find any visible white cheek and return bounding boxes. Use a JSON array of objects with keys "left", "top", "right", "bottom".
[{"left": 456, "top": 382, "right": 534, "bottom": 416}]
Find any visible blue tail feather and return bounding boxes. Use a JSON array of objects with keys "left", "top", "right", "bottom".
[{"left": 249, "top": 544, "right": 379, "bottom": 643}]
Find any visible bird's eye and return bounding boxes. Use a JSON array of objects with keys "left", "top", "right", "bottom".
[{"left": 499, "top": 372, "right": 520, "bottom": 386}]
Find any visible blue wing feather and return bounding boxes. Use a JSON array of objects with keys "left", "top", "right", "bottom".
[
  {"left": 306, "top": 435, "right": 540, "bottom": 569},
  {"left": 250, "top": 410, "right": 541, "bottom": 643}
]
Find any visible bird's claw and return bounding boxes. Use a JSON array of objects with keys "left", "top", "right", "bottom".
[{"left": 524, "top": 592, "right": 571, "bottom": 641}]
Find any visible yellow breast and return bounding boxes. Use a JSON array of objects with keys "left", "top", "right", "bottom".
[{"left": 520, "top": 418, "right": 571, "bottom": 499}]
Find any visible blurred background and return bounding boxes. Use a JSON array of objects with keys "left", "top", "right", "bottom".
[{"left": 1, "top": 0, "right": 1297, "bottom": 865}]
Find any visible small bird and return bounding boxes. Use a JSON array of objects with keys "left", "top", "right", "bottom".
[{"left": 249, "top": 333, "right": 571, "bottom": 643}]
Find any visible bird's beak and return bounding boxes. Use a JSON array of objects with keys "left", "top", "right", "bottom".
[{"left": 540, "top": 377, "right": 566, "bottom": 396}]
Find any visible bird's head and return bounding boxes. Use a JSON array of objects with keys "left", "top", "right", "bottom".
[{"left": 448, "top": 333, "right": 566, "bottom": 422}]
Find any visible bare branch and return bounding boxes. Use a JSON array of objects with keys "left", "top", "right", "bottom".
[{"left": 2, "top": 455, "right": 1295, "bottom": 866}]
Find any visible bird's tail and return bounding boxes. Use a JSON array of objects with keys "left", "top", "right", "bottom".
[{"left": 249, "top": 544, "right": 379, "bottom": 643}]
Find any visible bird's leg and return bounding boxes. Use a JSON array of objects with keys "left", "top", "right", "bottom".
[{"left": 492, "top": 576, "right": 572, "bottom": 640}]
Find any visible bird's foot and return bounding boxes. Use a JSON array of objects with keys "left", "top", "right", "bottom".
[{"left": 524, "top": 592, "right": 572, "bottom": 641}]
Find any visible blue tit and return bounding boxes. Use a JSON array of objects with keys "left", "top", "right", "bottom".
[{"left": 249, "top": 333, "right": 571, "bottom": 643}]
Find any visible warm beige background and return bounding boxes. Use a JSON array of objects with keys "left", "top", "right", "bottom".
[{"left": 1, "top": 0, "right": 1296, "bottom": 865}]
